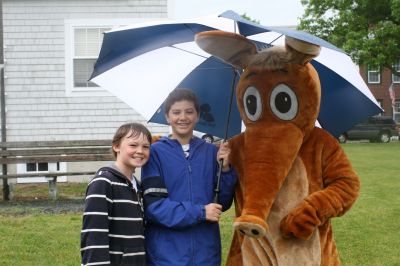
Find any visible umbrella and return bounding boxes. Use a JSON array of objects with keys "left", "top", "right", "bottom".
[
  {"left": 149, "top": 56, "right": 243, "bottom": 139},
  {"left": 90, "top": 10, "right": 382, "bottom": 139}
]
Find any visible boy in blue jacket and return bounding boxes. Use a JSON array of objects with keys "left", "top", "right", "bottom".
[{"left": 141, "top": 88, "right": 237, "bottom": 266}]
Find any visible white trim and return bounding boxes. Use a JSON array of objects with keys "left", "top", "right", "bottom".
[
  {"left": 392, "top": 60, "right": 400, "bottom": 84},
  {"left": 393, "top": 100, "right": 400, "bottom": 123},
  {"left": 108, "top": 250, "right": 146, "bottom": 256},
  {"left": 109, "top": 251, "right": 124, "bottom": 255},
  {"left": 82, "top": 262, "right": 110, "bottom": 266},
  {"left": 89, "top": 177, "right": 129, "bottom": 187},
  {"left": 367, "top": 68, "right": 380, "bottom": 84},
  {"left": 83, "top": 212, "right": 108, "bottom": 216},
  {"left": 123, "top": 251, "right": 146, "bottom": 257},
  {"left": 112, "top": 199, "right": 140, "bottom": 204},
  {"left": 108, "top": 234, "right": 145, "bottom": 239},
  {"left": 64, "top": 18, "right": 159, "bottom": 97},
  {"left": 85, "top": 194, "right": 139, "bottom": 205},
  {"left": 89, "top": 177, "right": 112, "bottom": 185},
  {"left": 108, "top": 217, "right": 143, "bottom": 221},
  {"left": 80, "top": 245, "right": 109, "bottom": 251},
  {"left": 16, "top": 162, "right": 67, "bottom": 183},
  {"left": 81, "top": 229, "right": 109, "bottom": 233}
]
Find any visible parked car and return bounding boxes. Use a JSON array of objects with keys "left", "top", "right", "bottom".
[
  {"left": 201, "top": 133, "right": 215, "bottom": 143},
  {"left": 338, "top": 116, "right": 400, "bottom": 143},
  {"left": 193, "top": 131, "right": 222, "bottom": 144}
]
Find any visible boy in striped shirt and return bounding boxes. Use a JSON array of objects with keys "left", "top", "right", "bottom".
[{"left": 81, "top": 123, "right": 151, "bottom": 266}]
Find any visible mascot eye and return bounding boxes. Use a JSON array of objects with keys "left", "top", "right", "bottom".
[
  {"left": 243, "top": 86, "right": 262, "bottom": 121},
  {"left": 269, "top": 84, "right": 298, "bottom": 121}
]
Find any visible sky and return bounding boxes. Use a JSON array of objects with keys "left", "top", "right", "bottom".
[{"left": 168, "top": 0, "right": 305, "bottom": 26}]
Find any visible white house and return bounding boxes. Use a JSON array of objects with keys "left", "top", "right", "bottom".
[{"left": 0, "top": 0, "right": 170, "bottom": 182}]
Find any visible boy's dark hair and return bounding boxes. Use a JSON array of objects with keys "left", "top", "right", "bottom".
[
  {"left": 164, "top": 88, "right": 200, "bottom": 114},
  {"left": 111, "top": 122, "right": 152, "bottom": 158}
]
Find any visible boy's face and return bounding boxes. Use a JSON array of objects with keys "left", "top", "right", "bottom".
[
  {"left": 166, "top": 100, "right": 199, "bottom": 140},
  {"left": 113, "top": 132, "right": 150, "bottom": 169}
]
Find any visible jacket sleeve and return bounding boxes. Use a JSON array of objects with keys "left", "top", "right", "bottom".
[
  {"left": 142, "top": 150, "right": 205, "bottom": 229},
  {"left": 81, "top": 176, "right": 112, "bottom": 266},
  {"left": 217, "top": 166, "right": 238, "bottom": 211}
]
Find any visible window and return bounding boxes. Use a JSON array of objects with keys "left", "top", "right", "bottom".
[
  {"left": 26, "top": 162, "right": 61, "bottom": 172},
  {"left": 392, "top": 59, "right": 400, "bottom": 84},
  {"left": 26, "top": 162, "right": 48, "bottom": 172},
  {"left": 73, "top": 28, "right": 109, "bottom": 88},
  {"left": 66, "top": 26, "right": 110, "bottom": 95},
  {"left": 394, "top": 100, "right": 400, "bottom": 123},
  {"left": 367, "top": 66, "right": 380, "bottom": 84},
  {"left": 65, "top": 19, "right": 149, "bottom": 97},
  {"left": 17, "top": 162, "right": 66, "bottom": 183}
]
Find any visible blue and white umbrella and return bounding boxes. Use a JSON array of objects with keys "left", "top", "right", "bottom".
[{"left": 91, "top": 10, "right": 382, "bottom": 138}]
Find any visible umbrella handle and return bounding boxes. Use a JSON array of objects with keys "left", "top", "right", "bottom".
[
  {"left": 213, "top": 158, "right": 224, "bottom": 203},
  {"left": 213, "top": 69, "right": 239, "bottom": 204}
]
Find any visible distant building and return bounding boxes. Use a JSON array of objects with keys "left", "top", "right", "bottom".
[{"left": 360, "top": 64, "right": 400, "bottom": 123}]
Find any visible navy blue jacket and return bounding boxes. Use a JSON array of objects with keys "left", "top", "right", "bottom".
[{"left": 141, "top": 137, "right": 237, "bottom": 266}]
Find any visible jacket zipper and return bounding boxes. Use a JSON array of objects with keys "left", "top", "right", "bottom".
[{"left": 187, "top": 159, "right": 195, "bottom": 264}]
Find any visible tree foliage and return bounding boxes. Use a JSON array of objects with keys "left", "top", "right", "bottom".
[
  {"left": 298, "top": 0, "right": 400, "bottom": 75},
  {"left": 241, "top": 13, "right": 260, "bottom": 24}
]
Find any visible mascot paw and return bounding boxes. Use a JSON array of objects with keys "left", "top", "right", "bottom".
[
  {"left": 234, "top": 215, "right": 268, "bottom": 238},
  {"left": 280, "top": 201, "right": 321, "bottom": 240}
]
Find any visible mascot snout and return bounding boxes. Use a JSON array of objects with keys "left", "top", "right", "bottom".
[{"left": 233, "top": 124, "right": 304, "bottom": 238}]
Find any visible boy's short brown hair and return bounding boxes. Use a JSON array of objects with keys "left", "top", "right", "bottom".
[
  {"left": 111, "top": 122, "right": 152, "bottom": 158},
  {"left": 164, "top": 88, "right": 200, "bottom": 114}
]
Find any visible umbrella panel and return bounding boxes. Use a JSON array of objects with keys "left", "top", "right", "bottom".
[
  {"left": 313, "top": 60, "right": 382, "bottom": 137},
  {"left": 91, "top": 23, "right": 218, "bottom": 79},
  {"left": 150, "top": 57, "right": 242, "bottom": 139},
  {"left": 91, "top": 11, "right": 382, "bottom": 138},
  {"left": 150, "top": 57, "right": 382, "bottom": 139}
]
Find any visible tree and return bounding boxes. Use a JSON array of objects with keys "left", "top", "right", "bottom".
[
  {"left": 241, "top": 13, "right": 260, "bottom": 24},
  {"left": 298, "top": 0, "right": 400, "bottom": 75}
]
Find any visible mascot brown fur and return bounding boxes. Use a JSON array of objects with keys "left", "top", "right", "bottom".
[{"left": 195, "top": 31, "right": 360, "bottom": 266}]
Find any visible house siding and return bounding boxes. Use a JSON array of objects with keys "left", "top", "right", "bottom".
[{"left": 2, "top": 0, "right": 169, "bottom": 142}]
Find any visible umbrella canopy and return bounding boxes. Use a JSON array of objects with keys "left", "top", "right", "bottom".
[
  {"left": 149, "top": 56, "right": 242, "bottom": 139},
  {"left": 91, "top": 10, "right": 382, "bottom": 138}
]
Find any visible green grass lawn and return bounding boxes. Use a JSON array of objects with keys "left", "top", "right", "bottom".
[
  {"left": 333, "top": 143, "right": 400, "bottom": 266},
  {"left": 0, "top": 142, "right": 399, "bottom": 265}
]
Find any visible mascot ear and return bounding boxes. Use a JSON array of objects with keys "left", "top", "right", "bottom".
[
  {"left": 285, "top": 36, "right": 321, "bottom": 65},
  {"left": 195, "top": 30, "right": 257, "bottom": 69}
]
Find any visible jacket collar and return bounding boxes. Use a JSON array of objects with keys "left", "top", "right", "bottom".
[
  {"left": 159, "top": 135, "right": 204, "bottom": 152},
  {"left": 98, "top": 166, "right": 135, "bottom": 187}
]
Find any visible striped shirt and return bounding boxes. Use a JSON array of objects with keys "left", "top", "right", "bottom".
[{"left": 80, "top": 167, "right": 145, "bottom": 266}]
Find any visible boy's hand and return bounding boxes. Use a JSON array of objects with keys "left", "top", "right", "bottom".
[
  {"left": 217, "top": 142, "right": 231, "bottom": 172},
  {"left": 205, "top": 203, "right": 222, "bottom": 222}
]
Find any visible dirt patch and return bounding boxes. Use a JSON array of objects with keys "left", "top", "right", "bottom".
[{"left": 0, "top": 199, "right": 84, "bottom": 216}]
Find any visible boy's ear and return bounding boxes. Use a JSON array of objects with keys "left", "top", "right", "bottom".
[{"left": 112, "top": 144, "right": 120, "bottom": 154}]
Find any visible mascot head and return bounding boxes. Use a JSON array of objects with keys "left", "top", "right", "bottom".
[{"left": 196, "top": 31, "right": 321, "bottom": 237}]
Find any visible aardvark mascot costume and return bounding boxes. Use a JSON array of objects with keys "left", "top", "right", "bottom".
[{"left": 195, "top": 31, "right": 360, "bottom": 266}]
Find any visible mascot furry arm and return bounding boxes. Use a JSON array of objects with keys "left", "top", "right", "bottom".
[{"left": 195, "top": 31, "right": 360, "bottom": 266}]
